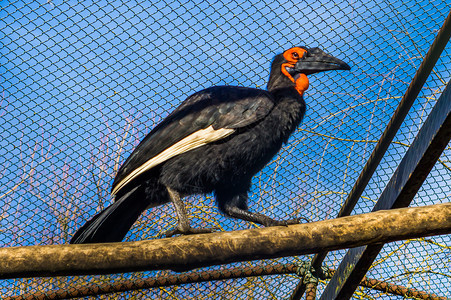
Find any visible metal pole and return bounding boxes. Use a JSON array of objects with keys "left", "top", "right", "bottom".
[{"left": 290, "top": 8, "right": 451, "bottom": 300}]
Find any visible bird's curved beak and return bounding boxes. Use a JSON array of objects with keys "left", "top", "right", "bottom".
[{"left": 295, "top": 47, "right": 351, "bottom": 75}]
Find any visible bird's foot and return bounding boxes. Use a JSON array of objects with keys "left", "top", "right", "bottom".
[
  {"left": 164, "top": 226, "right": 218, "bottom": 238},
  {"left": 266, "top": 217, "right": 309, "bottom": 227}
]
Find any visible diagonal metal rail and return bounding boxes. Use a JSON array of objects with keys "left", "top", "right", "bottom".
[
  {"left": 320, "top": 78, "right": 451, "bottom": 299},
  {"left": 290, "top": 8, "right": 451, "bottom": 300}
]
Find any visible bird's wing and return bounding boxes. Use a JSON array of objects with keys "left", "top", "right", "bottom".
[{"left": 111, "top": 86, "right": 275, "bottom": 195}]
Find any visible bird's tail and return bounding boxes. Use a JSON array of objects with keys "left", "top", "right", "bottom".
[{"left": 70, "top": 186, "right": 149, "bottom": 244}]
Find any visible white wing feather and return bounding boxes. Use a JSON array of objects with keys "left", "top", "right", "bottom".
[{"left": 111, "top": 125, "right": 235, "bottom": 195}]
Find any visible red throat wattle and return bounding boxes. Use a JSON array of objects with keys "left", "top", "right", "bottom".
[{"left": 294, "top": 73, "right": 309, "bottom": 96}]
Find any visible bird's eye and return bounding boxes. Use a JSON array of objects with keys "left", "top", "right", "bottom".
[{"left": 292, "top": 52, "right": 300, "bottom": 59}]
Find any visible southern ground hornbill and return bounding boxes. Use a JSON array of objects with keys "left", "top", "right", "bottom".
[{"left": 71, "top": 46, "right": 350, "bottom": 244}]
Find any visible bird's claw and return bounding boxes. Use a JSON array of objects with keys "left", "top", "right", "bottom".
[
  {"left": 267, "top": 217, "right": 309, "bottom": 227},
  {"left": 164, "top": 226, "right": 218, "bottom": 238}
]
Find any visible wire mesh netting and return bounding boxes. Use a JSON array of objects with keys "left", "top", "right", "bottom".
[{"left": 1, "top": 0, "right": 450, "bottom": 299}]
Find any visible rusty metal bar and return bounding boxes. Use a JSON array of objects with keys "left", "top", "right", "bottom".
[{"left": 8, "top": 263, "right": 449, "bottom": 300}]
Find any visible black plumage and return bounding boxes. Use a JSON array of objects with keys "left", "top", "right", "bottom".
[{"left": 71, "top": 46, "right": 350, "bottom": 244}]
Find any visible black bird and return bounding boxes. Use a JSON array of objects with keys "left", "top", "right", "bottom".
[{"left": 71, "top": 47, "right": 350, "bottom": 244}]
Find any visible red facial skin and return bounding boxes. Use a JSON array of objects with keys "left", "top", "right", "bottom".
[{"left": 281, "top": 47, "right": 309, "bottom": 96}]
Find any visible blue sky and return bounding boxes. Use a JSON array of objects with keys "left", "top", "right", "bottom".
[{"left": 1, "top": 0, "right": 450, "bottom": 298}]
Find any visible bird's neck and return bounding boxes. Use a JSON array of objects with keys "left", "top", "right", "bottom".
[
  {"left": 267, "top": 83, "right": 305, "bottom": 105},
  {"left": 267, "top": 73, "right": 309, "bottom": 97},
  {"left": 269, "top": 86, "right": 306, "bottom": 108},
  {"left": 266, "top": 85, "right": 306, "bottom": 144}
]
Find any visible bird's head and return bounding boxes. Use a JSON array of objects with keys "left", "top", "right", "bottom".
[{"left": 267, "top": 46, "right": 351, "bottom": 96}]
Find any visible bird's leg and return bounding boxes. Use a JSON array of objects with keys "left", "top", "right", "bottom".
[
  {"left": 164, "top": 187, "right": 217, "bottom": 237},
  {"left": 222, "top": 202, "right": 307, "bottom": 227}
]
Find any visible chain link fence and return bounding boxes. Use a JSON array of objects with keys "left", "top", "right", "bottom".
[{"left": 1, "top": 0, "right": 450, "bottom": 298}]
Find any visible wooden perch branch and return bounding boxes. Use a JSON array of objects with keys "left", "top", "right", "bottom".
[{"left": 0, "top": 203, "right": 449, "bottom": 279}]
